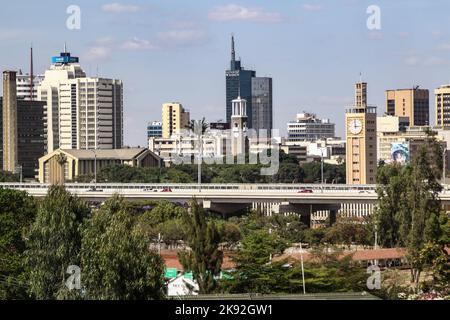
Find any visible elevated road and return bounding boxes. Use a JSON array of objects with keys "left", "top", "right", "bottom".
[{"left": 3, "top": 182, "right": 450, "bottom": 223}]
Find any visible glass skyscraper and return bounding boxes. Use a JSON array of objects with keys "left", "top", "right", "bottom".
[
  {"left": 225, "top": 35, "right": 272, "bottom": 132},
  {"left": 226, "top": 35, "right": 255, "bottom": 127},
  {"left": 252, "top": 77, "right": 272, "bottom": 134}
]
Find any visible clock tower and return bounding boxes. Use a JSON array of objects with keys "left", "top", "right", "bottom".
[{"left": 345, "top": 82, "right": 377, "bottom": 185}]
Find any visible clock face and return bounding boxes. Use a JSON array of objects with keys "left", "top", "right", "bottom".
[{"left": 348, "top": 119, "right": 363, "bottom": 135}]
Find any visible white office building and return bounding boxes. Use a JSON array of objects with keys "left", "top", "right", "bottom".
[
  {"left": 16, "top": 72, "right": 44, "bottom": 100},
  {"left": 37, "top": 48, "right": 123, "bottom": 152},
  {"left": 287, "top": 112, "right": 335, "bottom": 142}
]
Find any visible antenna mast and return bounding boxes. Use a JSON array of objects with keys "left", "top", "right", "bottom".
[{"left": 30, "top": 45, "right": 34, "bottom": 101}]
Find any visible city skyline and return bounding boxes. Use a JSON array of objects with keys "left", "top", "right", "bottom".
[{"left": 2, "top": 1, "right": 450, "bottom": 146}]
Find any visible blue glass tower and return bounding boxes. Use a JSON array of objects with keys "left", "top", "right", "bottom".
[{"left": 226, "top": 35, "right": 255, "bottom": 127}]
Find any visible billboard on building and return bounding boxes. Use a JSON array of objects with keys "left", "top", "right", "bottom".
[{"left": 391, "top": 142, "right": 410, "bottom": 165}]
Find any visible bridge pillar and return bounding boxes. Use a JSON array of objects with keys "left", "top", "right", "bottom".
[
  {"left": 300, "top": 213, "right": 311, "bottom": 228},
  {"left": 329, "top": 209, "right": 337, "bottom": 227}
]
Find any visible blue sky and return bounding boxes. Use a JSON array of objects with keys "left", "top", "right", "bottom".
[{"left": 1, "top": 0, "right": 450, "bottom": 146}]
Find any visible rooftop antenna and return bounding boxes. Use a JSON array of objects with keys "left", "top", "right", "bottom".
[
  {"left": 231, "top": 33, "right": 235, "bottom": 62},
  {"left": 359, "top": 72, "right": 363, "bottom": 83},
  {"left": 64, "top": 42, "right": 67, "bottom": 53},
  {"left": 30, "top": 44, "right": 34, "bottom": 101}
]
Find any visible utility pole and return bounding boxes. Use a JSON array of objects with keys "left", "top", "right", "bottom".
[
  {"left": 443, "top": 148, "right": 447, "bottom": 185},
  {"left": 300, "top": 241, "right": 306, "bottom": 294},
  {"left": 197, "top": 133, "right": 202, "bottom": 193}
]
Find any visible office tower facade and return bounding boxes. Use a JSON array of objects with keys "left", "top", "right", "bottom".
[
  {"left": 38, "top": 48, "right": 123, "bottom": 152},
  {"left": 231, "top": 96, "right": 248, "bottom": 156},
  {"left": 1, "top": 73, "right": 45, "bottom": 178},
  {"left": 16, "top": 100, "right": 45, "bottom": 178},
  {"left": 162, "top": 102, "right": 190, "bottom": 138},
  {"left": 226, "top": 35, "right": 256, "bottom": 127},
  {"left": 58, "top": 77, "right": 123, "bottom": 150},
  {"left": 251, "top": 77, "right": 273, "bottom": 133},
  {"left": 2, "top": 71, "right": 18, "bottom": 173},
  {"left": 345, "top": 82, "right": 377, "bottom": 185},
  {"left": 435, "top": 85, "right": 450, "bottom": 127},
  {"left": 386, "top": 88, "right": 429, "bottom": 126},
  {"left": 147, "top": 121, "right": 163, "bottom": 138},
  {"left": 16, "top": 73, "right": 44, "bottom": 100},
  {"left": 287, "top": 112, "right": 335, "bottom": 142}
]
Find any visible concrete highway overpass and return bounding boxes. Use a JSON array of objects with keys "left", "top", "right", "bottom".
[{"left": 2, "top": 182, "right": 450, "bottom": 225}]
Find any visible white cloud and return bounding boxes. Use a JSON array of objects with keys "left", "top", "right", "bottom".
[
  {"left": 157, "top": 29, "right": 208, "bottom": 47},
  {"left": 404, "top": 56, "right": 420, "bottom": 66},
  {"left": 403, "top": 55, "right": 448, "bottom": 67},
  {"left": 367, "top": 31, "right": 383, "bottom": 40},
  {"left": 208, "top": 4, "right": 281, "bottom": 23},
  {"left": 93, "top": 36, "right": 114, "bottom": 45},
  {"left": 302, "top": 4, "right": 323, "bottom": 11},
  {"left": 121, "top": 37, "right": 157, "bottom": 51},
  {"left": 85, "top": 46, "right": 110, "bottom": 60},
  {"left": 424, "top": 56, "right": 448, "bottom": 67},
  {"left": 101, "top": 3, "right": 140, "bottom": 13},
  {"left": 437, "top": 43, "right": 450, "bottom": 51}
]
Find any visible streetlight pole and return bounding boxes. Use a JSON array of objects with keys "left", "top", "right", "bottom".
[
  {"left": 94, "top": 151, "right": 97, "bottom": 191},
  {"left": 197, "top": 134, "right": 202, "bottom": 193},
  {"left": 90, "top": 149, "right": 97, "bottom": 190},
  {"left": 321, "top": 149, "right": 324, "bottom": 185},
  {"left": 299, "top": 241, "right": 306, "bottom": 295},
  {"left": 443, "top": 148, "right": 446, "bottom": 186}
]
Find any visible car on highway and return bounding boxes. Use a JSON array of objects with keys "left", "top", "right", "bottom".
[
  {"left": 160, "top": 187, "right": 172, "bottom": 192},
  {"left": 298, "top": 188, "right": 313, "bottom": 193},
  {"left": 143, "top": 188, "right": 158, "bottom": 192}
]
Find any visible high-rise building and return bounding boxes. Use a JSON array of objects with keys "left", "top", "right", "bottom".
[
  {"left": 2, "top": 71, "right": 18, "bottom": 173},
  {"left": 386, "top": 88, "right": 429, "bottom": 126},
  {"left": 58, "top": 78, "right": 123, "bottom": 150},
  {"left": 147, "top": 121, "right": 163, "bottom": 138},
  {"left": 1, "top": 72, "right": 45, "bottom": 178},
  {"left": 225, "top": 35, "right": 273, "bottom": 132},
  {"left": 287, "top": 112, "right": 335, "bottom": 142},
  {"left": 16, "top": 72, "right": 44, "bottom": 100},
  {"left": 37, "top": 47, "right": 123, "bottom": 152},
  {"left": 435, "top": 85, "right": 450, "bottom": 127},
  {"left": 162, "top": 102, "right": 190, "bottom": 138},
  {"left": 345, "top": 82, "right": 377, "bottom": 185},
  {"left": 226, "top": 35, "right": 255, "bottom": 127},
  {"left": 251, "top": 77, "right": 272, "bottom": 134}
]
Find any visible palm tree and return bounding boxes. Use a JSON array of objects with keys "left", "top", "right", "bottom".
[
  {"left": 56, "top": 153, "right": 67, "bottom": 185},
  {"left": 189, "top": 117, "right": 209, "bottom": 135}
]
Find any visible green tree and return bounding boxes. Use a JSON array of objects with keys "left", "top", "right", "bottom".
[
  {"left": 56, "top": 153, "right": 67, "bottom": 185},
  {"left": 271, "top": 163, "right": 305, "bottom": 183},
  {"left": 375, "top": 136, "right": 448, "bottom": 291},
  {"left": 0, "top": 171, "right": 19, "bottom": 182},
  {"left": 178, "top": 200, "right": 223, "bottom": 294},
  {"left": 81, "top": 195, "right": 165, "bottom": 299},
  {"left": 0, "top": 189, "right": 36, "bottom": 299},
  {"left": 26, "top": 185, "right": 90, "bottom": 299},
  {"left": 227, "top": 229, "right": 289, "bottom": 293}
]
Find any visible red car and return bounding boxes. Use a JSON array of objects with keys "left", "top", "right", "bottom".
[
  {"left": 298, "top": 189, "right": 313, "bottom": 193},
  {"left": 160, "top": 187, "right": 172, "bottom": 192}
]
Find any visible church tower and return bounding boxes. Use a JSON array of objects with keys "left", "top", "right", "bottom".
[{"left": 231, "top": 96, "right": 248, "bottom": 156}]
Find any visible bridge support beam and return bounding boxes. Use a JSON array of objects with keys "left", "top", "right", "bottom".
[
  {"left": 202, "top": 200, "right": 251, "bottom": 218},
  {"left": 329, "top": 209, "right": 337, "bottom": 227},
  {"left": 272, "top": 202, "right": 341, "bottom": 228}
]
